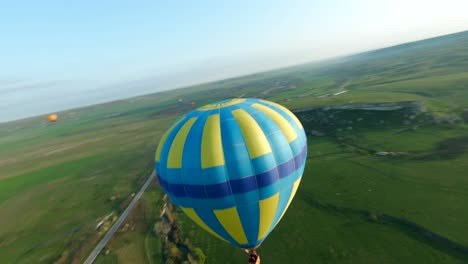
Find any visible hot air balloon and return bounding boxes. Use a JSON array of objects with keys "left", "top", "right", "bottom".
[
  {"left": 155, "top": 98, "right": 307, "bottom": 254},
  {"left": 189, "top": 101, "right": 195, "bottom": 107},
  {"left": 48, "top": 114, "right": 58, "bottom": 123}
]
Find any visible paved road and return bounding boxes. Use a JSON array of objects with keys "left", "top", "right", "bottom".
[{"left": 84, "top": 171, "right": 156, "bottom": 264}]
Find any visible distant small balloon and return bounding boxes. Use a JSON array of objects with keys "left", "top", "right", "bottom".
[
  {"left": 48, "top": 114, "right": 58, "bottom": 122},
  {"left": 189, "top": 101, "right": 195, "bottom": 106}
]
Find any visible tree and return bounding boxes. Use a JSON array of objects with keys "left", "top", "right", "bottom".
[
  {"left": 193, "top": 248, "right": 206, "bottom": 264},
  {"left": 168, "top": 245, "right": 184, "bottom": 261}
]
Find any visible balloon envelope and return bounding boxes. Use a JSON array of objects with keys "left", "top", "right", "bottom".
[
  {"left": 155, "top": 98, "right": 307, "bottom": 249},
  {"left": 48, "top": 114, "right": 58, "bottom": 122}
]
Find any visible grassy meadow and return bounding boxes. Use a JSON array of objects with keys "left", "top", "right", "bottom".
[{"left": 1, "top": 30, "right": 468, "bottom": 263}]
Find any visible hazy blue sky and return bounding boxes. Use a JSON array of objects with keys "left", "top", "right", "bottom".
[{"left": 1, "top": 0, "right": 467, "bottom": 122}]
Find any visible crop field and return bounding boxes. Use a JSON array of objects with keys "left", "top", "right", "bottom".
[{"left": 1, "top": 31, "right": 468, "bottom": 263}]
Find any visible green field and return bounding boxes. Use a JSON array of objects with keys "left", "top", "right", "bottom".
[{"left": 1, "top": 30, "right": 468, "bottom": 263}]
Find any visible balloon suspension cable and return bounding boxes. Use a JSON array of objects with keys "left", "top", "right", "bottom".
[{"left": 241, "top": 244, "right": 260, "bottom": 254}]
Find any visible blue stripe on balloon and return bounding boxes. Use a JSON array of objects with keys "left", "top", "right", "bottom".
[
  {"left": 243, "top": 104, "right": 279, "bottom": 137},
  {"left": 166, "top": 168, "right": 183, "bottom": 184},
  {"left": 203, "top": 195, "right": 236, "bottom": 209},
  {"left": 278, "top": 158, "right": 295, "bottom": 194},
  {"left": 157, "top": 174, "right": 166, "bottom": 189},
  {"left": 297, "top": 129, "right": 307, "bottom": 151},
  {"left": 256, "top": 167, "right": 279, "bottom": 188},
  {"left": 220, "top": 104, "right": 239, "bottom": 118},
  {"left": 155, "top": 163, "right": 160, "bottom": 177},
  {"left": 157, "top": 174, "right": 180, "bottom": 205},
  {"left": 205, "top": 179, "right": 232, "bottom": 198},
  {"left": 236, "top": 203, "right": 260, "bottom": 246},
  {"left": 230, "top": 176, "right": 258, "bottom": 194},
  {"left": 294, "top": 150, "right": 305, "bottom": 169},
  {"left": 176, "top": 194, "right": 236, "bottom": 210},
  {"left": 258, "top": 176, "right": 281, "bottom": 200},
  {"left": 267, "top": 131, "right": 294, "bottom": 164},
  {"left": 157, "top": 116, "right": 190, "bottom": 181},
  {"left": 250, "top": 153, "right": 277, "bottom": 174},
  {"left": 266, "top": 180, "right": 295, "bottom": 235},
  {"left": 182, "top": 167, "right": 202, "bottom": 185},
  {"left": 195, "top": 208, "right": 239, "bottom": 246},
  {"left": 232, "top": 189, "right": 259, "bottom": 206},
  {"left": 220, "top": 108, "right": 255, "bottom": 180},
  {"left": 256, "top": 101, "right": 298, "bottom": 127},
  {"left": 258, "top": 159, "right": 303, "bottom": 200},
  {"left": 202, "top": 166, "right": 230, "bottom": 184},
  {"left": 166, "top": 182, "right": 185, "bottom": 197},
  {"left": 184, "top": 184, "right": 206, "bottom": 198},
  {"left": 158, "top": 144, "right": 307, "bottom": 199},
  {"left": 288, "top": 136, "right": 303, "bottom": 157},
  {"left": 256, "top": 100, "right": 307, "bottom": 145},
  {"left": 278, "top": 156, "right": 296, "bottom": 179},
  {"left": 181, "top": 111, "right": 208, "bottom": 185},
  {"left": 175, "top": 196, "right": 197, "bottom": 208},
  {"left": 225, "top": 103, "right": 253, "bottom": 114},
  {"left": 243, "top": 103, "right": 295, "bottom": 167}
]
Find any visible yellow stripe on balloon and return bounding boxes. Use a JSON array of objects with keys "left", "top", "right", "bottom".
[
  {"left": 251, "top": 103, "right": 298, "bottom": 143},
  {"left": 181, "top": 207, "right": 227, "bottom": 242},
  {"left": 201, "top": 114, "right": 225, "bottom": 168},
  {"left": 232, "top": 109, "right": 272, "bottom": 159},
  {"left": 214, "top": 207, "right": 248, "bottom": 244},
  {"left": 199, "top": 98, "right": 246, "bottom": 110},
  {"left": 260, "top": 100, "right": 303, "bottom": 129},
  {"left": 155, "top": 118, "right": 184, "bottom": 162},
  {"left": 257, "top": 193, "right": 279, "bottom": 241},
  {"left": 167, "top": 117, "right": 197, "bottom": 168},
  {"left": 277, "top": 178, "right": 302, "bottom": 224}
]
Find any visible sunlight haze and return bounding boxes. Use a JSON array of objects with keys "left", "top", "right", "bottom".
[{"left": 1, "top": 0, "right": 467, "bottom": 122}]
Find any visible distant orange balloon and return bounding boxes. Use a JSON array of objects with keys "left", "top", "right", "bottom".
[
  {"left": 48, "top": 114, "right": 58, "bottom": 122},
  {"left": 189, "top": 101, "right": 195, "bottom": 106}
]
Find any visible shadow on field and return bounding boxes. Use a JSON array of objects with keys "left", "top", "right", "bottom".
[
  {"left": 300, "top": 192, "right": 468, "bottom": 262},
  {"left": 414, "top": 135, "right": 468, "bottom": 160}
]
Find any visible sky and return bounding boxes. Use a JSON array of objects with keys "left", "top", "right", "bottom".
[{"left": 1, "top": 0, "right": 468, "bottom": 123}]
